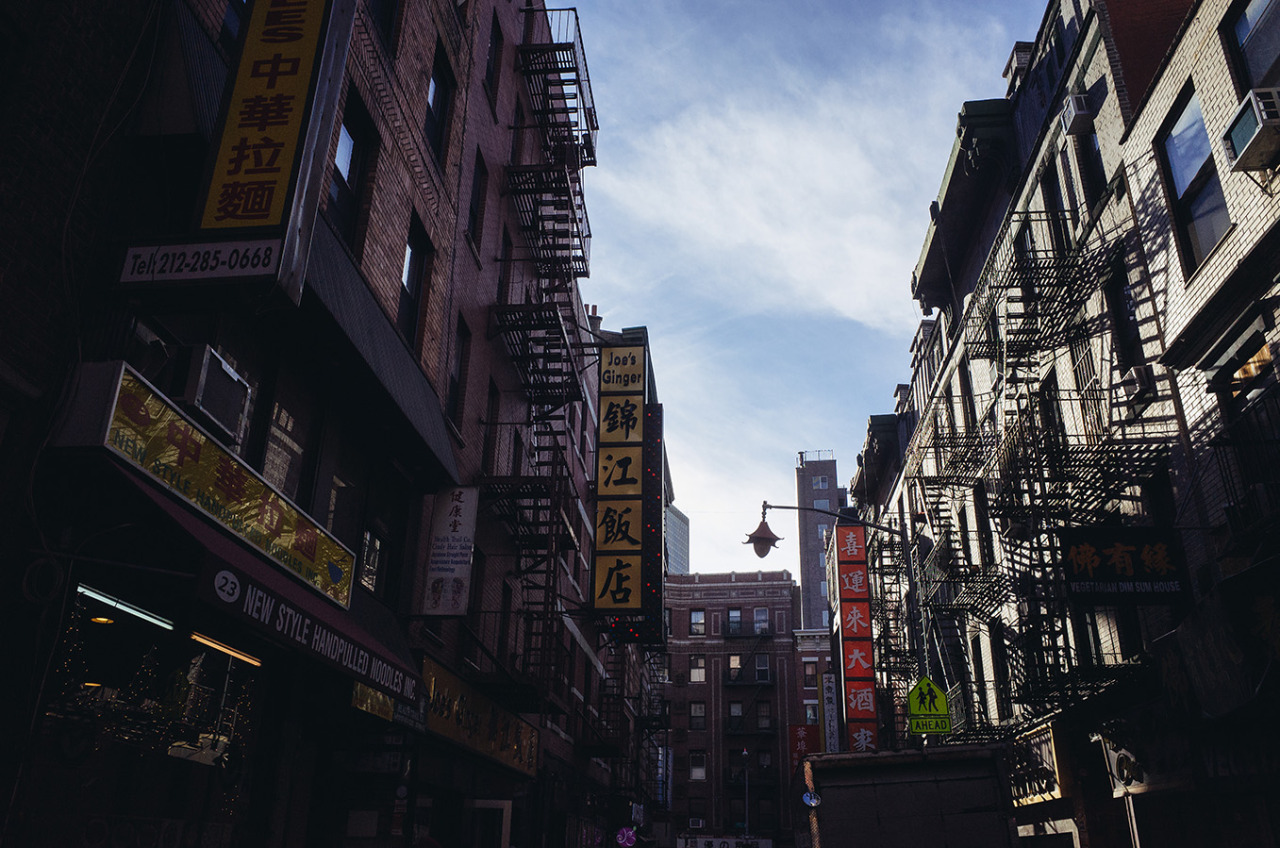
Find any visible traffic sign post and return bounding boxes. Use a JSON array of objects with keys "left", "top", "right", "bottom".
[{"left": 907, "top": 676, "right": 952, "bottom": 735}]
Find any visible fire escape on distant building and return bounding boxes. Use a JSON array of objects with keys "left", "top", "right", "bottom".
[
  {"left": 722, "top": 621, "right": 779, "bottom": 823},
  {"left": 482, "top": 6, "right": 667, "bottom": 811},
  {"left": 905, "top": 199, "right": 1173, "bottom": 740}
]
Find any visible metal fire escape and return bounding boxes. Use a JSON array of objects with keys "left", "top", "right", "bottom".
[
  {"left": 867, "top": 528, "right": 915, "bottom": 744},
  {"left": 958, "top": 207, "right": 1168, "bottom": 719},
  {"left": 484, "top": 7, "right": 598, "bottom": 713}
]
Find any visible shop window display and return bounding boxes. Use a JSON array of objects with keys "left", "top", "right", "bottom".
[{"left": 32, "top": 583, "right": 262, "bottom": 844}]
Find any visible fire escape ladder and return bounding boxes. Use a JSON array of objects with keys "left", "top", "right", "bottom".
[
  {"left": 511, "top": 7, "right": 596, "bottom": 281},
  {"left": 868, "top": 530, "right": 914, "bottom": 742},
  {"left": 517, "top": 7, "right": 598, "bottom": 167},
  {"left": 479, "top": 406, "right": 579, "bottom": 711},
  {"left": 592, "top": 640, "right": 628, "bottom": 759}
]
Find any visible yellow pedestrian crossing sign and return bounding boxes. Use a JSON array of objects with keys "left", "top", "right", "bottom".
[{"left": 907, "top": 676, "right": 952, "bottom": 735}]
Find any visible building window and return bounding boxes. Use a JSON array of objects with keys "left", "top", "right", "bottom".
[
  {"left": 484, "top": 12, "right": 504, "bottom": 108},
  {"left": 817, "top": 523, "right": 829, "bottom": 542},
  {"left": 754, "top": 607, "right": 769, "bottom": 634},
  {"left": 821, "top": 609, "right": 829, "bottom": 628},
  {"left": 812, "top": 475, "right": 828, "bottom": 490},
  {"left": 755, "top": 654, "right": 770, "bottom": 682},
  {"left": 803, "top": 661, "right": 818, "bottom": 688},
  {"left": 728, "top": 654, "right": 742, "bottom": 681},
  {"left": 1160, "top": 90, "right": 1230, "bottom": 273},
  {"left": 756, "top": 700, "right": 771, "bottom": 730},
  {"left": 482, "top": 380, "right": 501, "bottom": 474},
  {"left": 424, "top": 43, "right": 456, "bottom": 161},
  {"left": 447, "top": 318, "right": 471, "bottom": 425},
  {"left": 689, "top": 701, "right": 706, "bottom": 731},
  {"left": 1230, "top": 0, "right": 1280, "bottom": 88},
  {"left": 1103, "top": 256, "right": 1143, "bottom": 371},
  {"left": 329, "top": 91, "right": 376, "bottom": 246},
  {"left": 398, "top": 215, "right": 433, "bottom": 344},
  {"left": 758, "top": 800, "right": 776, "bottom": 831},
  {"left": 357, "top": 527, "right": 386, "bottom": 593},
  {"left": 804, "top": 703, "right": 819, "bottom": 724},
  {"left": 728, "top": 700, "right": 744, "bottom": 731},
  {"left": 690, "top": 609, "right": 705, "bottom": 636},
  {"left": 727, "top": 607, "right": 742, "bottom": 636},
  {"left": 368, "top": 0, "right": 399, "bottom": 47},
  {"left": 467, "top": 150, "right": 489, "bottom": 249},
  {"left": 219, "top": 0, "right": 247, "bottom": 50},
  {"left": 689, "top": 750, "right": 706, "bottom": 781},
  {"left": 729, "top": 800, "right": 745, "bottom": 831},
  {"left": 664, "top": 607, "right": 672, "bottom": 638},
  {"left": 689, "top": 655, "right": 706, "bottom": 684},
  {"left": 813, "top": 498, "right": 831, "bottom": 511}
]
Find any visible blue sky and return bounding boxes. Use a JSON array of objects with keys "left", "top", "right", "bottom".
[{"left": 573, "top": 0, "right": 1048, "bottom": 574}]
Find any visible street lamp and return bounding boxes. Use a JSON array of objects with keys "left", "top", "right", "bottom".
[
  {"left": 745, "top": 501, "right": 909, "bottom": 558},
  {"left": 745, "top": 499, "right": 923, "bottom": 668},
  {"left": 742, "top": 746, "right": 750, "bottom": 836}
]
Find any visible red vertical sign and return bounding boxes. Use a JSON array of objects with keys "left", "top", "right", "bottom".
[
  {"left": 789, "top": 724, "right": 817, "bottom": 775},
  {"left": 835, "top": 525, "right": 878, "bottom": 752}
]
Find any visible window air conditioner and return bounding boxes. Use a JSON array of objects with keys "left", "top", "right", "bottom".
[
  {"left": 1061, "top": 94, "right": 1093, "bottom": 135},
  {"left": 1223, "top": 88, "right": 1280, "bottom": 171},
  {"left": 177, "top": 345, "right": 252, "bottom": 445},
  {"left": 1119, "top": 364, "right": 1155, "bottom": 409},
  {"left": 689, "top": 818, "right": 705, "bottom": 830}
]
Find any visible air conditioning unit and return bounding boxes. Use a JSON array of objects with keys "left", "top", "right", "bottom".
[
  {"left": 177, "top": 345, "right": 251, "bottom": 445},
  {"left": 688, "top": 818, "right": 705, "bottom": 830},
  {"left": 1061, "top": 94, "right": 1093, "bottom": 135},
  {"left": 1119, "top": 363, "right": 1155, "bottom": 409},
  {"left": 1223, "top": 88, "right": 1280, "bottom": 171}
]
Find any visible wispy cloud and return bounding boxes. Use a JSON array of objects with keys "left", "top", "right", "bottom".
[{"left": 578, "top": 0, "right": 1046, "bottom": 572}]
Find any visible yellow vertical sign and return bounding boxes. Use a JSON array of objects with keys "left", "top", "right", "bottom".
[
  {"left": 201, "top": 0, "right": 328, "bottom": 229},
  {"left": 594, "top": 346, "right": 647, "bottom": 610}
]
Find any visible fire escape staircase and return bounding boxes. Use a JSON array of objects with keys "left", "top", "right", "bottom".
[{"left": 480, "top": 7, "right": 604, "bottom": 717}]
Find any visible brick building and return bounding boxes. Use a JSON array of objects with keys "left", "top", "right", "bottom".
[
  {"left": 663, "top": 571, "right": 803, "bottom": 848},
  {"left": 793, "top": 451, "right": 846, "bottom": 631},
  {"left": 0, "top": 2, "right": 667, "bottom": 847},
  {"left": 834, "top": 0, "right": 1280, "bottom": 845}
]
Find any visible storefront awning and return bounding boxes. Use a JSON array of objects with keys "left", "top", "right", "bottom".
[{"left": 131, "top": 475, "right": 422, "bottom": 706}]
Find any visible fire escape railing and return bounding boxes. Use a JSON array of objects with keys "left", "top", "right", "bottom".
[{"left": 1212, "top": 380, "right": 1280, "bottom": 545}]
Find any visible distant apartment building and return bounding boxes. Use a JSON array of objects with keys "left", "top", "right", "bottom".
[
  {"left": 663, "top": 572, "right": 802, "bottom": 847},
  {"left": 794, "top": 451, "right": 847, "bottom": 629}
]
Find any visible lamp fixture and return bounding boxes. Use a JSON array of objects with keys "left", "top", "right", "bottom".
[
  {"left": 191, "top": 632, "right": 262, "bottom": 667},
  {"left": 76, "top": 584, "right": 174, "bottom": 630},
  {"left": 744, "top": 503, "right": 783, "bottom": 558}
]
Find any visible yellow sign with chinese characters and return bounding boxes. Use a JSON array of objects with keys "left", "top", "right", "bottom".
[
  {"left": 421, "top": 655, "right": 539, "bottom": 776},
  {"left": 107, "top": 368, "right": 355, "bottom": 606},
  {"left": 598, "top": 393, "right": 643, "bottom": 444},
  {"left": 595, "top": 499, "right": 644, "bottom": 552},
  {"left": 201, "top": 0, "right": 328, "bottom": 229},
  {"left": 593, "top": 554, "right": 642, "bottom": 610},
  {"left": 597, "top": 445, "right": 643, "bottom": 497}
]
